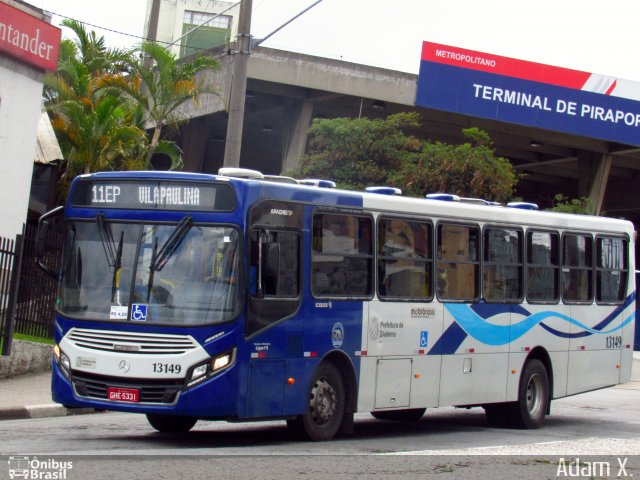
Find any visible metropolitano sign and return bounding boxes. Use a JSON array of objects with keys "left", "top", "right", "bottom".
[
  {"left": 416, "top": 41, "right": 640, "bottom": 147},
  {"left": 0, "top": 1, "right": 61, "bottom": 71}
]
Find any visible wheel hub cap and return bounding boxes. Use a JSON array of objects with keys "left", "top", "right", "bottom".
[{"left": 310, "top": 378, "right": 337, "bottom": 425}]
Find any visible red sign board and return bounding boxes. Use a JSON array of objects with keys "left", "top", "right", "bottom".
[{"left": 0, "top": 2, "right": 61, "bottom": 71}]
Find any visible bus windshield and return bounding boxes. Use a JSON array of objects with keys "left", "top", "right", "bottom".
[{"left": 59, "top": 219, "right": 240, "bottom": 326}]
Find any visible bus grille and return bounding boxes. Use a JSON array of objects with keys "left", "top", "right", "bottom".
[
  {"left": 72, "top": 372, "right": 183, "bottom": 404},
  {"left": 66, "top": 328, "right": 199, "bottom": 355}
]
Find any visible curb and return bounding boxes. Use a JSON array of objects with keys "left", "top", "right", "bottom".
[{"left": 0, "top": 404, "right": 98, "bottom": 421}]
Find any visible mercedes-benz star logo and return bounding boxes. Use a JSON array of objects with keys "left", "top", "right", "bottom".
[{"left": 118, "top": 360, "right": 130, "bottom": 373}]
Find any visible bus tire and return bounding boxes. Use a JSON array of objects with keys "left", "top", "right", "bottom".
[
  {"left": 370, "top": 408, "right": 426, "bottom": 422},
  {"left": 146, "top": 414, "right": 197, "bottom": 433},
  {"left": 510, "top": 359, "right": 549, "bottom": 429},
  {"left": 288, "top": 362, "right": 345, "bottom": 441}
]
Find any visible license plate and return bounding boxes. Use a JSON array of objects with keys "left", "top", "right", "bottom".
[{"left": 107, "top": 387, "right": 140, "bottom": 403}]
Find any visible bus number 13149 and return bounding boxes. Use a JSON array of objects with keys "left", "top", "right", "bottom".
[{"left": 605, "top": 336, "right": 623, "bottom": 349}]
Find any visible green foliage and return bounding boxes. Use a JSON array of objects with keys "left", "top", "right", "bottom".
[
  {"left": 13, "top": 333, "right": 54, "bottom": 345},
  {"left": 289, "top": 113, "right": 422, "bottom": 190},
  {"left": 103, "top": 41, "right": 220, "bottom": 166},
  {"left": 43, "top": 22, "right": 219, "bottom": 199},
  {"left": 292, "top": 117, "right": 517, "bottom": 203},
  {"left": 547, "top": 194, "right": 594, "bottom": 215},
  {"left": 396, "top": 127, "right": 517, "bottom": 203}
]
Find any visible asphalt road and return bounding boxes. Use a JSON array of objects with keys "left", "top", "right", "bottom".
[{"left": 1, "top": 383, "right": 638, "bottom": 480}]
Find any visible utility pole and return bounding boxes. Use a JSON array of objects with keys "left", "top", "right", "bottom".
[
  {"left": 143, "top": 0, "right": 161, "bottom": 68},
  {"left": 223, "top": 0, "right": 252, "bottom": 168},
  {"left": 147, "top": 0, "right": 161, "bottom": 42}
]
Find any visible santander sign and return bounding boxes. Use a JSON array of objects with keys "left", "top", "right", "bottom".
[{"left": 0, "top": 2, "right": 61, "bottom": 71}]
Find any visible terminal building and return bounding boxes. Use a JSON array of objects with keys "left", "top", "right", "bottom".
[
  {"left": 169, "top": 44, "right": 639, "bottom": 223},
  {"left": 143, "top": 3, "right": 640, "bottom": 228}
]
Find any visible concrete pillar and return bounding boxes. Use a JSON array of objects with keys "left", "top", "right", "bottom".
[
  {"left": 180, "top": 123, "right": 212, "bottom": 172},
  {"left": 588, "top": 154, "right": 612, "bottom": 215},
  {"left": 281, "top": 100, "right": 314, "bottom": 174},
  {"left": 577, "top": 151, "right": 611, "bottom": 215}
]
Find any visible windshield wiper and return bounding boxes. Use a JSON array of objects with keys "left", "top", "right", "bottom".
[
  {"left": 146, "top": 216, "right": 193, "bottom": 301},
  {"left": 95, "top": 214, "right": 117, "bottom": 268},
  {"left": 95, "top": 216, "right": 126, "bottom": 304},
  {"left": 111, "top": 231, "right": 124, "bottom": 303}
]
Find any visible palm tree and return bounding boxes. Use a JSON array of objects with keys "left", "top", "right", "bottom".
[
  {"left": 102, "top": 41, "right": 220, "bottom": 167},
  {"left": 43, "top": 19, "right": 132, "bottom": 105},
  {"left": 50, "top": 95, "right": 147, "bottom": 177},
  {"left": 43, "top": 20, "right": 148, "bottom": 197},
  {"left": 44, "top": 22, "right": 217, "bottom": 189}
]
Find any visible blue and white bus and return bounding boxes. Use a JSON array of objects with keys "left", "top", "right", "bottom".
[{"left": 37, "top": 168, "right": 636, "bottom": 441}]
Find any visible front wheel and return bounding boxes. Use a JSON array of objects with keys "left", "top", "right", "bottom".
[
  {"left": 288, "top": 362, "right": 345, "bottom": 441},
  {"left": 511, "top": 359, "right": 550, "bottom": 429},
  {"left": 146, "top": 413, "right": 197, "bottom": 433}
]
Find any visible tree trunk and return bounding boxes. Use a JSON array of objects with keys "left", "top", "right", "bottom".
[{"left": 146, "top": 127, "right": 162, "bottom": 169}]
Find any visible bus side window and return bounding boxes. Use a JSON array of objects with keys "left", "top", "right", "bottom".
[
  {"left": 483, "top": 227, "right": 523, "bottom": 302},
  {"left": 436, "top": 223, "right": 480, "bottom": 301},
  {"left": 562, "top": 234, "right": 593, "bottom": 303},
  {"left": 312, "top": 213, "right": 373, "bottom": 297},
  {"left": 377, "top": 218, "right": 433, "bottom": 300},
  {"left": 526, "top": 231, "right": 560, "bottom": 303},
  {"left": 596, "top": 236, "right": 627, "bottom": 304}
]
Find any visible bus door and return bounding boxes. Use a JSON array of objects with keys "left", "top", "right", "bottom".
[{"left": 244, "top": 201, "right": 303, "bottom": 418}]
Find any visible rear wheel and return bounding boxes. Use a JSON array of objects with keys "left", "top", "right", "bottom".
[
  {"left": 371, "top": 408, "right": 426, "bottom": 422},
  {"left": 511, "top": 359, "right": 550, "bottom": 429},
  {"left": 287, "top": 362, "right": 345, "bottom": 441},
  {"left": 484, "top": 359, "right": 549, "bottom": 429},
  {"left": 146, "top": 414, "right": 197, "bottom": 433}
]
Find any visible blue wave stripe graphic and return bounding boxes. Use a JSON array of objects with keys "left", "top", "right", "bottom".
[
  {"left": 540, "top": 312, "right": 636, "bottom": 339},
  {"left": 470, "top": 303, "right": 530, "bottom": 319},
  {"left": 427, "top": 321, "right": 468, "bottom": 355},
  {"left": 438, "top": 293, "right": 635, "bottom": 347},
  {"left": 592, "top": 290, "right": 636, "bottom": 331}
]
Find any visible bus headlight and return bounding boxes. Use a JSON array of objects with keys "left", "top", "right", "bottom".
[
  {"left": 187, "top": 349, "right": 235, "bottom": 388},
  {"left": 212, "top": 353, "right": 232, "bottom": 371},
  {"left": 192, "top": 364, "right": 208, "bottom": 379},
  {"left": 54, "top": 344, "right": 71, "bottom": 378}
]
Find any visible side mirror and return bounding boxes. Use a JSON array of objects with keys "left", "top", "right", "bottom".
[
  {"left": 35, "top": 220, "right": 49, "bottom": 258},
  {"left": 36, "top": 206, "right": 64, "bottom": 279}
]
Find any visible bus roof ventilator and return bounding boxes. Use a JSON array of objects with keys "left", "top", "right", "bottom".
[
  {"left": 365, "top": 186, "right": 402, "bottom": 196},
  {"left": 218, "top": 168, "right": 336, "bottom": 188},
  {"left": 426, "top": 193, "right": 502, "bottom": 207}
]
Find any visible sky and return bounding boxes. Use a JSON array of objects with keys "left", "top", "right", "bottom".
[{"left": 28, "top": 0, "right": 640, "bottom": 81}]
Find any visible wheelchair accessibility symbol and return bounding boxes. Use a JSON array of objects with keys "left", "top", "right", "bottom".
[
  {"left": 131, "top": 304, "right": 148, "bottom": 321},
  {"left": 420, "top": 331, "right": 429, "bottom": 348}
]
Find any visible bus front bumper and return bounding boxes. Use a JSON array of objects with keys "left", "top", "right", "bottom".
[{"left": 51, "top": 360, "right": 238, "bottom": 417}]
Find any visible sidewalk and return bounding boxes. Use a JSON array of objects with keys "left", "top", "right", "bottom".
[
  {"left": 0, "top": 370, "right": 95, "bottom": 420},
  {"left": 0, "top": 353, "right": 638, "bottom": 421}
]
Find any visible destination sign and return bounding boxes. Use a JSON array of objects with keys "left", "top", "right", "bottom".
[{"left": 69, "top": 180, "right": 236, "bottom": 211}]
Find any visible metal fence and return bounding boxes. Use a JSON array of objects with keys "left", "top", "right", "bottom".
[
  {"left": 0, "top": 222, "right": 62, "bottom": 355},
  {"left": 0, "top": 234, "right": 22, "bottom": 355},
  {"left": 14, "top": 221, "right": 62, "bottom": 340}
]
